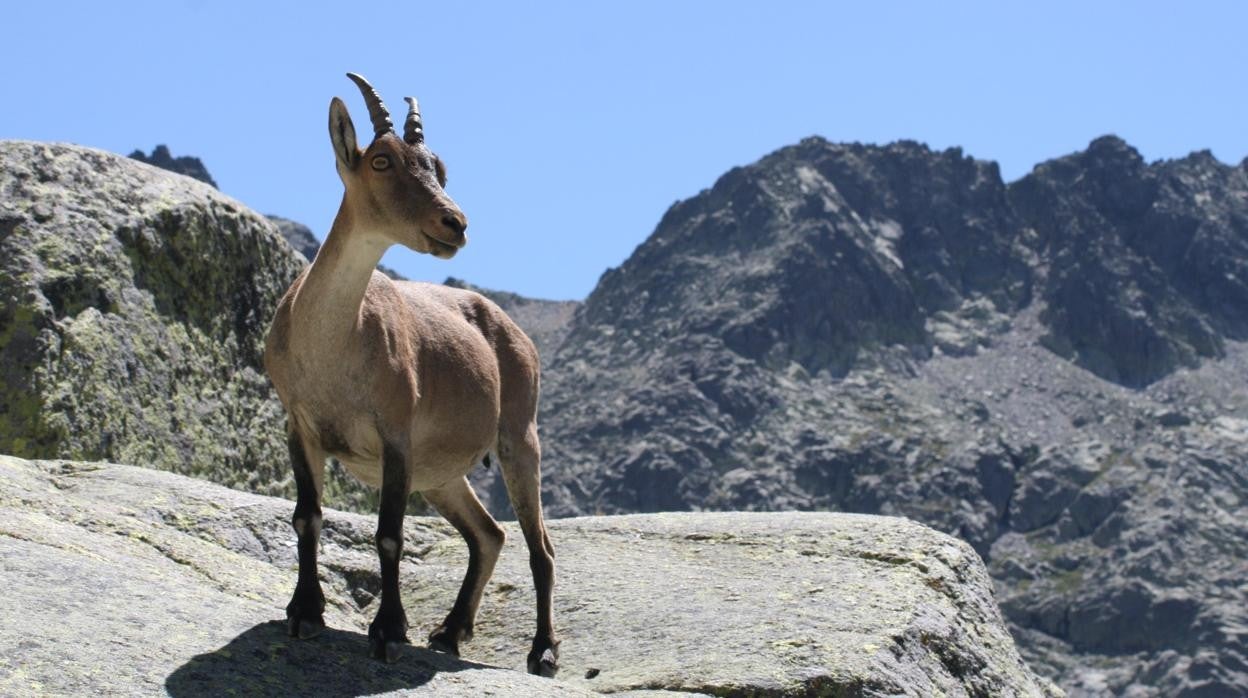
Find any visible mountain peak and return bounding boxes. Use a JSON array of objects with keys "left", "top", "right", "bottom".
[{"left": 1085, "top": 133, "right": 1135, "bottom": 154}]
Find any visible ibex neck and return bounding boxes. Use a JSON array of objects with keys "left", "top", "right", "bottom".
[{"left": 294, "top": 205, "right": 389, "bottom": 341}]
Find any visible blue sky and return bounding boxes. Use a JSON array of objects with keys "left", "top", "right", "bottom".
[{"left": 4, "top": 2, "right": 1245, "bottom": 300}]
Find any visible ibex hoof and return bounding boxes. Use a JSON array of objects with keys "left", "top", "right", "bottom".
[
  {"left": 428, "top": 623, "right": 471, "bottom": 656},
  {"left": 369, "top": 637, "right": 405, "bottom": 663},
  {"left": 367, "top": 610, "right": 409, "bottom": 663},
  {"left": 285, "top": 596, "right": 325, "bottom": 640},
  {"left": 427, "top": 635, "right": 458, "bottom": 656},
  {"left": 527, "top": 646, "right": 559, "bottom": 677},
  {"left": 288, "top": 616, "right": 325, "bottom": 639}
]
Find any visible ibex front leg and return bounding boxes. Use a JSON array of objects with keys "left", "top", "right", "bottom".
[
  {"left": 369, "top": 442, "right": 411, "bottom": 662},
  {"left": 287, "top": 432, "right": 327, "bottom": 638}
]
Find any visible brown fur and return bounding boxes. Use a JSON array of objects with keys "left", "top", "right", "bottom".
[
  {"left": 265, "top": 273, "right": 531, "bottom": 491},
  {"left": 263, "top": 77, "right": 557, "bottom": 674}
]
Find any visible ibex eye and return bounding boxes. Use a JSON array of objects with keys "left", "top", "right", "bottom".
[{"left": 371, "top": 155, "right": 391, "bottom": 171}]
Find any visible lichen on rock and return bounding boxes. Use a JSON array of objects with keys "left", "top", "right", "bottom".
[{"left": 0, "top": 140, "right": 369, "bottom": 511}]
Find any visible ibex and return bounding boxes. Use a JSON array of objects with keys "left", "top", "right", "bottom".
[{"left": 264, "top": 73, "right": 558, "bottom": 676}]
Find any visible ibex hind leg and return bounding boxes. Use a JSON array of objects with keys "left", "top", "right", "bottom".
[
  {"left": 497, "top": 423, "right": 558, "bottom": 677},
  {"left": 423, "top": 476, "right": 505, "bottom": 657}
]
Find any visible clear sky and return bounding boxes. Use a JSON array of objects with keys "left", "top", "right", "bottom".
[{"left": 4, "top": 2, "right": 1245, "bottom": 300}]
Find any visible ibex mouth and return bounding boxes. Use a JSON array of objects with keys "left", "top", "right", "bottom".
[{"left": 422, "top": 231, "right": 462, "bottom": 259}]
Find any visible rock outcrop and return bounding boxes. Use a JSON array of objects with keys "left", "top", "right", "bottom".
[
  {"left": 0, "top": 141, "right": 376, "bottom": 512},
  {"left": 0, "top": 140, "right": 298, "bottom": 493},
  {"left": 129, "top": 145, "right": 218, "bottom": 189},
  {"left": 0, "top": 454, "right": 1057, "bottom": 697},
  {"left": 1011, "top": 135, "right": 1248, "bottom": 387}
]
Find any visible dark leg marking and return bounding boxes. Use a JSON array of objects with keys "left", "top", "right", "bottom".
[
  {"left": 286, "top": 433, "right": 326, "bottom": 639},
  {"left": 369, "top": 441, "right": 410, "bottom": 662}
]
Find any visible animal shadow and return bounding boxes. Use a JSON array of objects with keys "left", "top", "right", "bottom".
[{"left": 164, "top": 620, "right": 495, "bottom": 697}]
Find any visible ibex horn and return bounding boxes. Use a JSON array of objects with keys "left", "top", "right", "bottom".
[
  {"left": 345, "top": 73, "right": 393, "bottom": 139},
  {"left": 403, "top": 97, "right": 424, "bottom": 144}
]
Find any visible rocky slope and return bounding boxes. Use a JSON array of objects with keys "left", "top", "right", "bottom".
[
  {"left": 0, "top": 454, "right": 1056, "bottom": 697},
  {"left": 1013, "top": 137, "right": 1248, "bottom": 387},
  {"left": 464, "top": 137, "right": 1248, "bottom": 696}
]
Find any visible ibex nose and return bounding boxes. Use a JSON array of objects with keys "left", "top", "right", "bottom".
[{"left": 441, "top": 211, "right": 467, "bottom": 239}]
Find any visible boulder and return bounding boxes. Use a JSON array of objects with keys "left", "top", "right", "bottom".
[
  {"left": 0, "top": 141, "right": 299, "bottom": 494},
  {"left": 0, "top": 454, "right": 1057, "bottom": 697}
]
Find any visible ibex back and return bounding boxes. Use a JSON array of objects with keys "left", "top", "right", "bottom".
[{"left": 263, "top": 73, "right": 558, "bottom": 676}]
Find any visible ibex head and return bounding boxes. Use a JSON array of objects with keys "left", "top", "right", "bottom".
[{"left": 329, "top": 73, "right": 467, "bottom": 259}]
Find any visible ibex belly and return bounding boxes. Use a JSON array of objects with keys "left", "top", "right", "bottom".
[
  {"left": 288, "top": 403, "right": 383, "bottom": 484},
  {"left": 337, "top": 446, "right": 488, "bottom": 493},
  {"left": 289, "top": 402, "right": 493, "bottom": 494}
]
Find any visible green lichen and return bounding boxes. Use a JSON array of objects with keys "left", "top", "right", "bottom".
[{"left": 0, "top": 142, "right": 390, "bottom": 514}]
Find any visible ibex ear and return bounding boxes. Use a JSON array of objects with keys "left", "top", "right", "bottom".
[
  {"left": 433, "top": 155, "right": 447, "bottom": 187},
  {"left": 328, "top": 97, "right": 360, "bottom": 170}
]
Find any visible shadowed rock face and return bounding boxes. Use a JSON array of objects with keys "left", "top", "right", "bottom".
[
  {"left": 0, "top": 455, "right": 1058, "bottom": 697},
  {"left": 1011, "top": 135, "right": 1248, "bottom": 387},
  {"left": 572, "top": 140, "right": 1031, "bottom": 379}
]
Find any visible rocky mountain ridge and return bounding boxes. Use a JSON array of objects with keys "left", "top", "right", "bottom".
[{"left": 475, "top": 135, "right": 1247, "bottom": 696}]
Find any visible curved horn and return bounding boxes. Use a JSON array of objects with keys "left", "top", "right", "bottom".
[
  {"left": 345, "top": 72, "right": 393, "bottom": 139},
  {"left": 403, "top": 97, "right": 424, "bottom": 144}
]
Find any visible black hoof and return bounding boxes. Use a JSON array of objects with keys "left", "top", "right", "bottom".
[
  {"left": 527, "top": 640, "right": 560, "bottom": 677},
  {"left": 286, "top": 594, "right": 326, "bottom": 639},
  {"left": 288, "top": 615, "right": 325, "bottom": 639},
  {"left": 427, "top": 634, "right": 458, "bottom": 656},
  {"left": 368, "top": 609, "right": 409, "bottom": 663},
  {"left": 369, "top": 637, "right": 406, "bottom": 663},
  {"left": 428, "top": 623, "right": 472, "bottom": 656}
]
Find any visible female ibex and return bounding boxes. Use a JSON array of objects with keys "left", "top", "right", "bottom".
[{"left": 264, "top": 73, "right": 557, "bottom": 676}]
